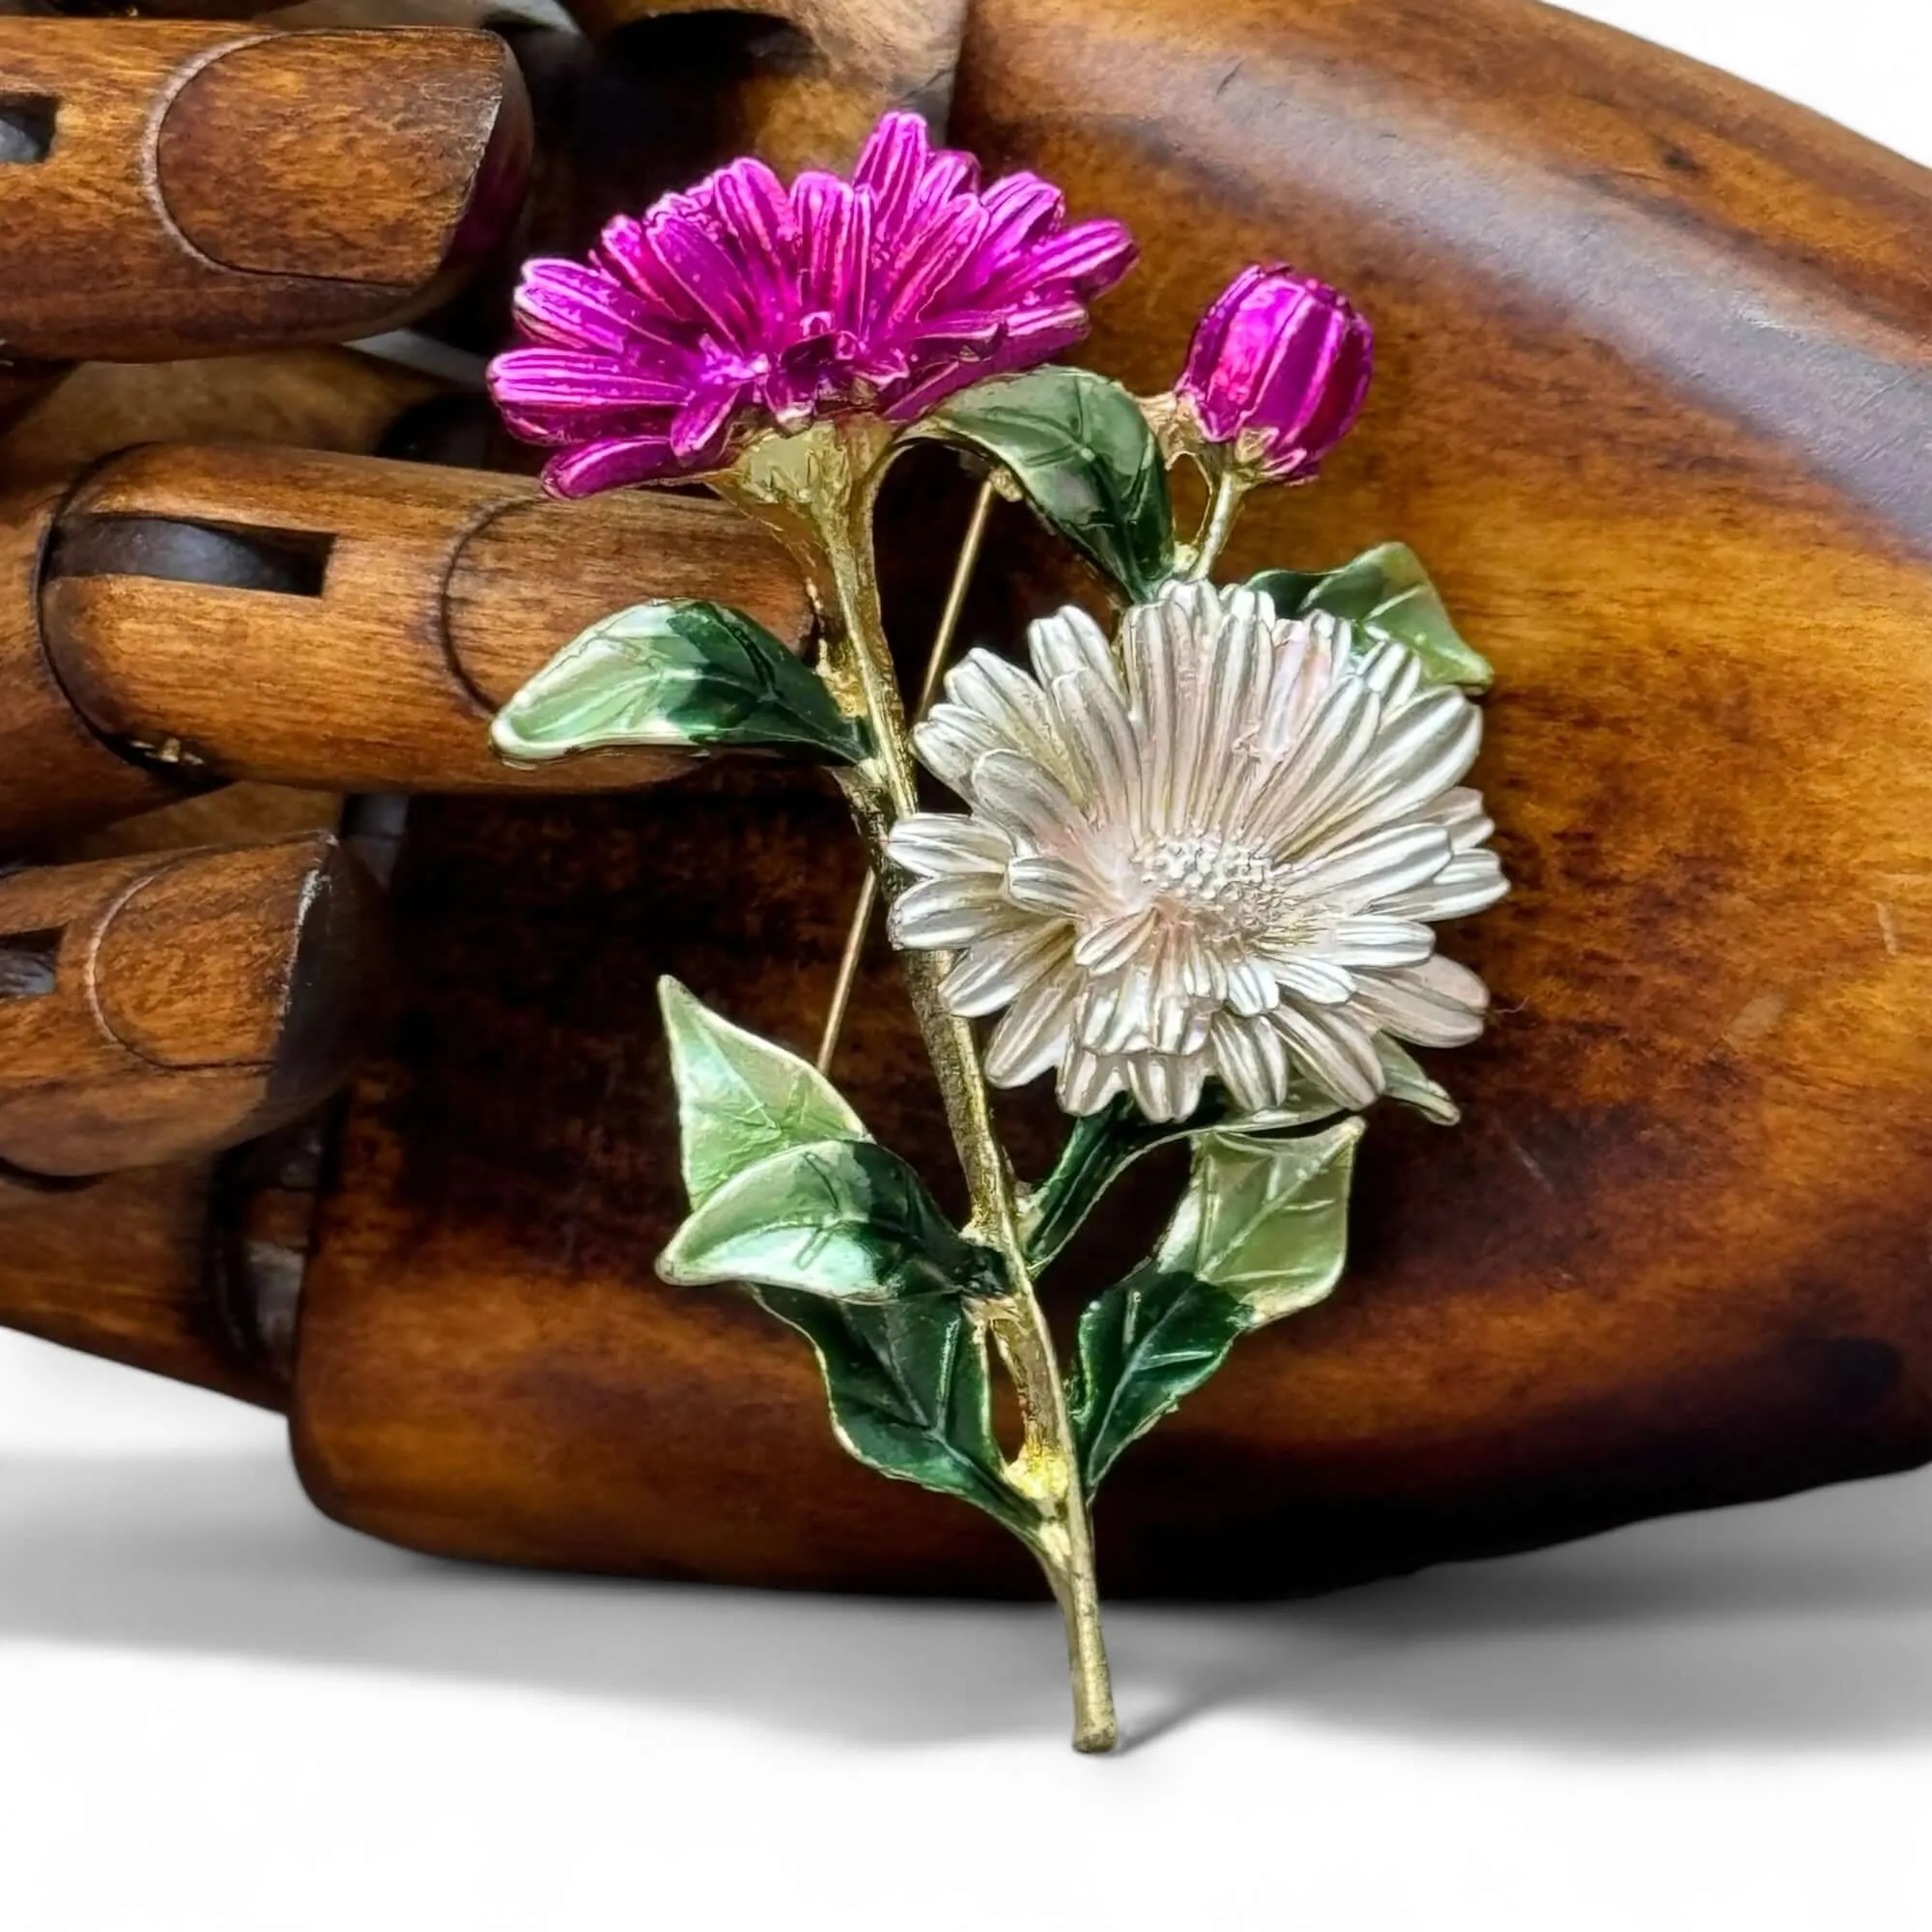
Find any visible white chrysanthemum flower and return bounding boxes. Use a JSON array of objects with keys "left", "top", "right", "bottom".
[{"left": 885, "top": 580, "right": 1507, "bottom": 1122}]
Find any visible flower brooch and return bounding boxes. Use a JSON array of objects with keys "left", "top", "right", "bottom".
[{"left": 487, "top": 112, "right": 1506, "bottom": 1751}]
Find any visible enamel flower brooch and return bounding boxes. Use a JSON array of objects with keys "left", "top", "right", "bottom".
[{"left": 488, "top": 113, "right": 1505, "bottom": 1752}]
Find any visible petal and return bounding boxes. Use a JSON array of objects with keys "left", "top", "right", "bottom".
[
  {"left": 793, "top": 172, "right": 872, "bottom": 334},
  {"left": 1026, "top": 604, "right": 1119, "bottom": 694},
  {"left": 1057, "top": 1047, "right": 1125, "bottom": 1116},
  {"left": 913, "top": 703, "right": 1006, "bottom": 793},
  {"left": 1421, "top": 786, "right": 1495, "bottom": 854},
  {"left": 1210, "top": 1010, "right": 1294, "bottom": 1113},
  {"left": 668, "top": 384, "right": 745, "bottom": 461},
  {"left": 540, "top": 437, "right": 684, "bottom": 497},
  {"left": 1071, "top": 908, "right": 1156, "bottom": 974},
  {"left": 992, "top": 217, "right": 1137, "bottom": 301},
  {"left": 1379, "top": 850, "right": 1509, "bottom": 921},
  {"left": 967, "top": 750, "right": 1094, "bottom": 853},
  {"left": 1124, "top": 1051, "right": 1206, "bottom": 1124},
  {"left": 1005, "top": 855, "right": 1094, "bottom": 919},
  {"left": 1268, "top": 999, "right": 1384, "bottom": 1109},
  {"left": 941, "top": 650, "right": 1078, "bottom": 791},
  {"left": 1321, "top": 916, "right": 1437, "bottom": 968},
  {"left": 487, "top": 349, "right": 688, "bottom": 413},
  {"left": 1288, "top": 821, "right": 1453, "bottom": 912},
  {"left": 708, "top": 157, "right": 798, "bottom": 315},
  {"left": 887, "top": 813, "right": 1013, "bottom": 878},
  {"left": 512, "top": 259, "right": 693, "bottom": 359},
  {"left": 1303, "top": 688, "right": 1483, "bottom": 854},
  {"left": 1350, "top": 956, "right": 1490, "bottom": 1047},
  {"left": 984, "top": 976, "right": 1078, "bottom": 1087},
  {"left": 888, "top": 876, "right": 1023, "bottom": 951},
  {"left": 940, "top": 922, "right": 1069, "bottom": 1017},
  {"left": 1264, "top": 955, "right": 1356, "bottom": 1006},
  {"left": 852, "top": 111, "right": 932, "bottom": 234}
]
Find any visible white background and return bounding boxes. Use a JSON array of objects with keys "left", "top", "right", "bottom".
[{"left": 5, "top": 6, "right": 1931, "bottom": 1928}]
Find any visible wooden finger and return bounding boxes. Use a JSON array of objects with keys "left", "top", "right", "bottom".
[
  {"left": 0, "top": 1157, "right": 288, "bottom": 1410},
  {"left": 551, "top": 0, "right": 969, "bottom": 168},
  {"left": 32, "top": 442, "right": 812, "bottom": 808},
  {"left": 0, "top": 21, "right": 531, "bottom": 362},
  {"left": 0, "top": 835, "right": 382, "bottom": 1179}
]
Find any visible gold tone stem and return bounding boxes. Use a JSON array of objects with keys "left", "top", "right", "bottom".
[
  {"left": 807, "top": 464, "right": 1118, "bottom": 1755},
  {"left": 816, "top": 479, "right": 997, "bottom": 1075},
  {"left": 1186, "top": 463, "right": 1248, "bottom": 581}
]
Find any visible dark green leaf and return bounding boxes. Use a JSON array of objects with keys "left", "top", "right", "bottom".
[
  {"left": 658, "top": 1138, "right": 1005, "bottom": 1303},
  {"left": 918, "top": 366, "right": 1174, "bottom": 601},
  {"left": 491, "top": 599, "right": 864, "bottom": 767},
  {"left": 1249, "top": 543, "right": 1492, "bottom": 691},
  {"left": 658, "top": 978, "right": 867, "bottom": 1208},
  {"left": 759, "top": 1291, "right": 1032, "bottom": 1536},
  {"left": 1022, "top": 1081, "right": 1342, "bottom": 1269},
  {"left": 1070, "top": 1268, "right": 1250, "bottom": 1492},
  {"left": 1072, "top": 1121, "right": 1363, "bottom": 1492}
]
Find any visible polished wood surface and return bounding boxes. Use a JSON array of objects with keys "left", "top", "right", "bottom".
[
  {"left": 554, "top": 0, "right": 971, "bottom": 169},
  {"left": 279, "top": 0, "right": 1932, "bottom": 1596},
  {"left": 1, "top": 0, "right": 1927, "bottom": 1601},
  {"left": 0, "top": 477, "right": 184, "bottom": 850},
  {"left": 0, "top": 835, "right": 382, "bottom": 1179},
  {"left": 0, "top": 21, "right": 529, "bottom": 361},
  {"left": 40, "top": 443, "right": 813, "bottom": 799}
]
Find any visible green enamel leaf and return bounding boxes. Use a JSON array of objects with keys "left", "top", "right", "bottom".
[
  {"left": 659, "top": 1137, "right": 1005, "bottom": 1303},
  {"left": 1162, "top": 1122, "right": 1364, "bottom": 1319},
  {"left": 1249, "top": 543, "right": 1492, "bottom": 691},
  {"left": 658, "top": 978, "right": 867, "bottom": 1209},
  {"left": 491, "top": 599, "right": 865, "bottom": 767},
  {"left": 1022, "top": 1082, "right": 1343, "bottom": 1270},
  {"left": 1067, "top": 1269, "right": 1251, "bottom": 1497},
  {"left": 1377, "top": 1037, "right": 1460, "bottom": 1125},
  {"left": 1071, "top": 1120, "right": 1362, "bottom": 1490},
  {"left": 758, "top": 1290, "right": 1033, "bottom": 1537},
  {"left": 918, "top": 366, "right": 1175, "bottom": 601}
]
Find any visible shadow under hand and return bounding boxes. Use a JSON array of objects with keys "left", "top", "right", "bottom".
[{"left": 5, "top": 1450, "right": 1931, "bottom": 1754}]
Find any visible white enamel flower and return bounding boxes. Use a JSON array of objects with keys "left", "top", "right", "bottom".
[{"left": 885, "top": 579, "right": 1507, "bottom": 1122}]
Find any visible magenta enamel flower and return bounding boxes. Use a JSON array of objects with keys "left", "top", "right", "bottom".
[
  {"left": 1174, "top": 263, "right": 1374, "bottom": 483},
  {"left": 489, "top": 112, "right": 1137, "bottom": 497}
]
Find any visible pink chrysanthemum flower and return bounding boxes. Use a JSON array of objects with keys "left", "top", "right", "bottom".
[{"left": 489, "top": 113, "right": 1138, "bottom": 498}]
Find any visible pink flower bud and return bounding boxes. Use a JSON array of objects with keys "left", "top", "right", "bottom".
[{"left": 1176, "top": 265, "right": 1373, "bottom": 482}]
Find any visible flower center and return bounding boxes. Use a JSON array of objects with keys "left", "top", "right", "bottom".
[{"left": 1132, "top": 834, "right": 1292, "bottom": 938}]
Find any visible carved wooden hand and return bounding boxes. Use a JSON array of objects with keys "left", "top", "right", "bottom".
[{"left": 3, "top": 0, "right": 1930, "bottom": 1605}]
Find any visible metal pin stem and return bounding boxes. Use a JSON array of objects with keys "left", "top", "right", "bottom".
[{"left": 816, "top": 477, "right": 998, "bottom": 1073}]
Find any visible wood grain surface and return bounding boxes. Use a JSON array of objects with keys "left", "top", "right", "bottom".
[
  {"left": 0, "top": 835, "right": 382, "bottom": 1179},
  {"left": 285, "top": 0, "right": 1932, "bottom": 1598},
  {"left": 40, "top": 443, "right": 813, "bottom": 796},
  {"left": 555, "top": 0, "right": 970, "bottom": 169},
  {"left": 0, "top": 21, "right": 529, "bottom": 361}
]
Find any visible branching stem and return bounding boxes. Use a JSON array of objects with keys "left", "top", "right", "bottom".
[{"left": 729, "top": 427, "right": 1118, "bottom": 1752}]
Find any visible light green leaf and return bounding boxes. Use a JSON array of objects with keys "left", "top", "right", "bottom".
[
  {"left": 658, "top": 978, "right": 867, "bottom": 1209},
  {"left": 1022, "top": 1081, "right": 1343, "bottom": 1269},
  {"left": 1071, "top": 1120, "right": 1362, "bottom": 1490},
  {"left": 1158, "top": 1122, "right": 1364, "bottom": 1321},
  {"left": 659, "top": 1138, "right": 1005, "bottom": 1303},
  {"left": 1376, "top": 1037, "right": 1460, "bottom": 1125},
  {"left": 491, "top": 599, "right": 865, "bottom": 767},
  {"left": 1249, "top": 543, "right": 1492, "bottom": 691},
  {"left": 917, "top": 366, "right": 1175, "bottom": 601},
  {"left": 759, "top": 1290, "right": 1033, "bottom": 1537}
]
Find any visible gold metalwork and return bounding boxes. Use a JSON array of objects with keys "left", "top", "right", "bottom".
[
  {"left": 817, "top": 477, "right": 998, "bottom": 1074},
  {"left": 722, "top": 428, "right": 1120, "bottom": 1751}
]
